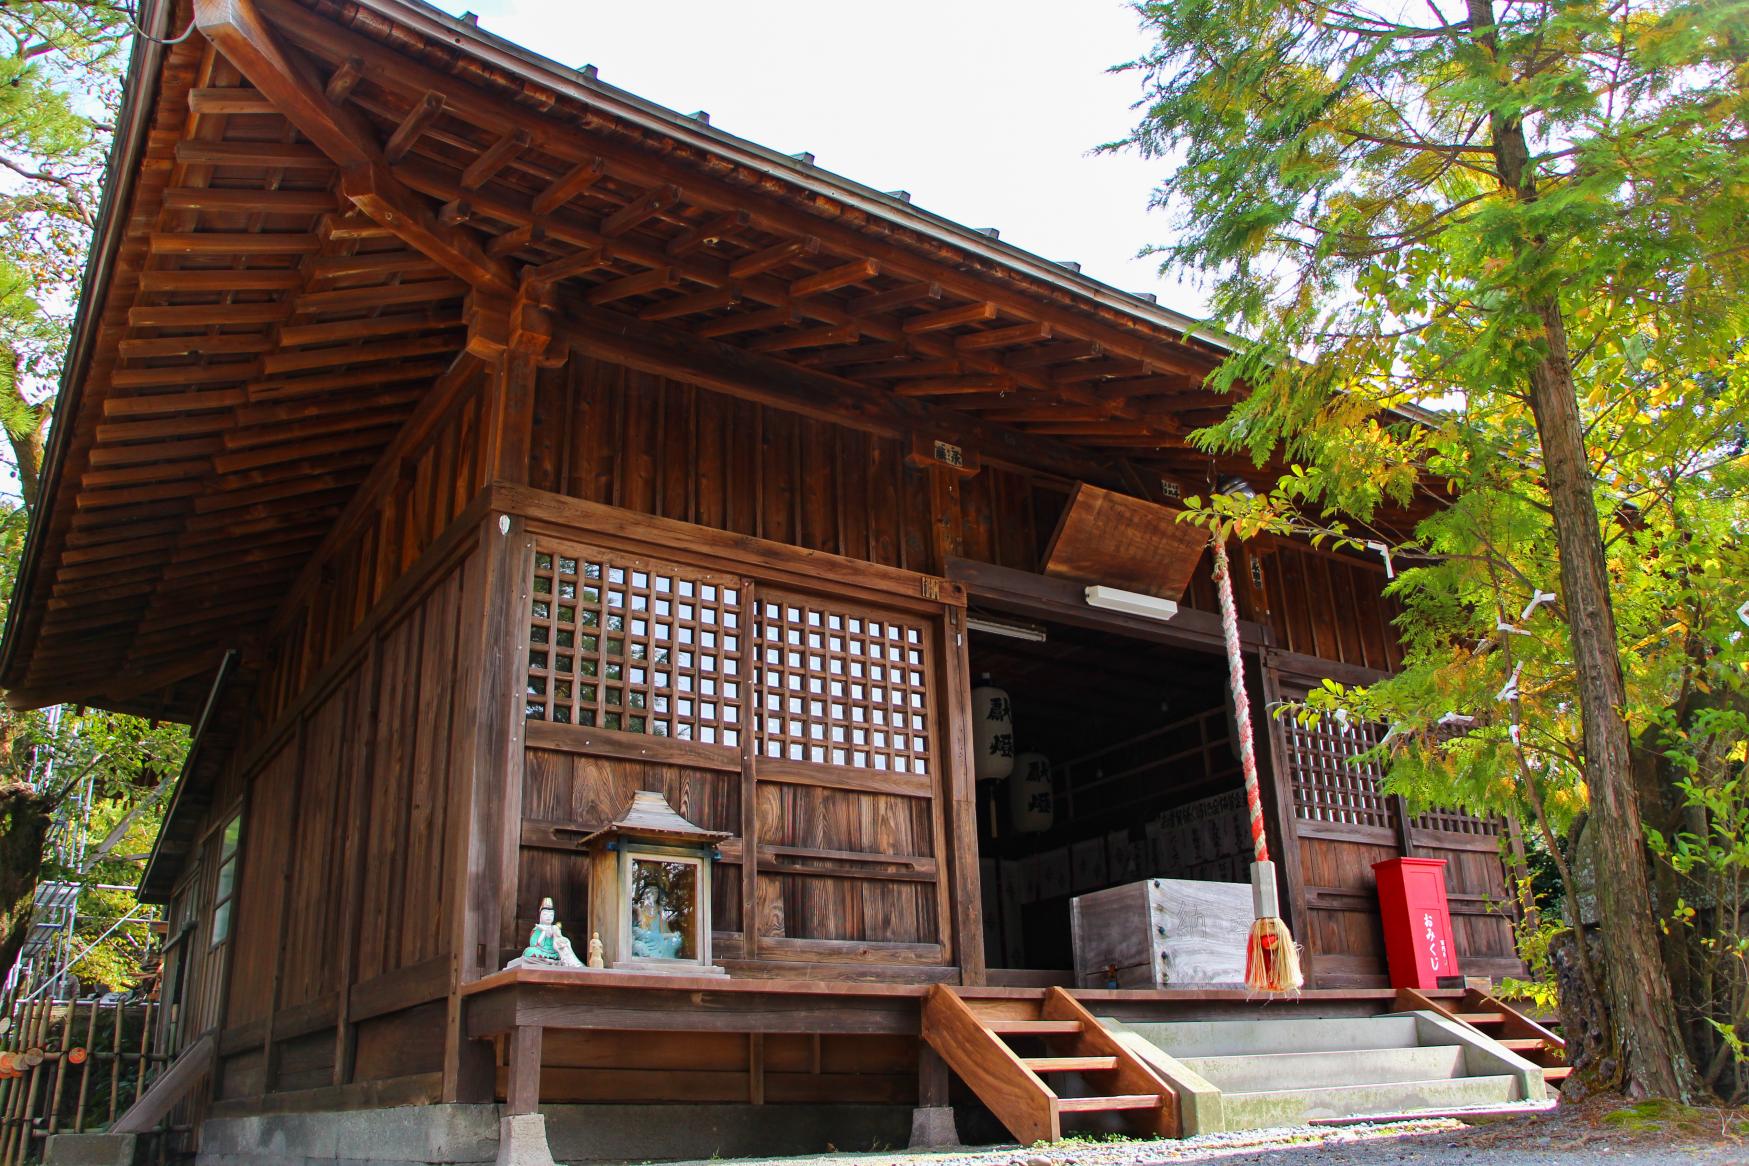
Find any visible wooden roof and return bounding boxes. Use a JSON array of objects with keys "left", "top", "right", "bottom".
[{"left": 1, "top": 0, "right": 1257, "bottom": 719}]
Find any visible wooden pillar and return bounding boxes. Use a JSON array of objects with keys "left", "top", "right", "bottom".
[
  {"left": 940, "top": 603, "right": 986, "bottom": 985},
  {"left": 506, "top": 1026, "right": 543, "bottom": 1116},
  {"left": 441, "top": 282, "right": 566, "bottom": 1104}
]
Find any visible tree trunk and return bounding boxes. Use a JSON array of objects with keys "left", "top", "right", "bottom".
[
  {"left": 1467, "top": 0, "right": 1697, "bottom": 1100},
  {"left": 0, "top": 783, "right": 52, "bottom": 976}
]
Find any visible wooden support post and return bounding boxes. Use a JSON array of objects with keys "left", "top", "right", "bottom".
[
  {"left": 940, "top": 603, "right": 986, "bottom": 985},
  {"left": 919, "top": 1044, "right": 950, "bottom": 1108},
  {"left": 442, "top": 509, "right": 533, "bottom": 1103},
  {"left": 747, "top": 1034, "right": 765, "bottom": 1105},
  {"left": 908, "top": 1039, "right": 960, "bottom": 1149},
  {"left": 506, "top": 1026, "right": 542, "bottom": 1115}
]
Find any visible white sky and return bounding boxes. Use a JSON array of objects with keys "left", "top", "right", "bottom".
[{"left": 436, "top": 0, "right": 1211, "bottom": 320}]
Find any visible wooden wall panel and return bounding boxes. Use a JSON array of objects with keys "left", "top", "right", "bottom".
[
  {"left": 537, "top": 356, "right": 1403, "bottom": 678},
  {"left": 223, "top": 743, "right": 297, "bottom": 1026},
  {"left": 515, "top": 748, "right": 743, "bottom": 954},
  {"left": 527, "top": 1030, "right": 917, "bottom": 1105},
  {"left": 277, "top": 669, "right": 365, "bottom": 1010},
  {"left": 758, "top": 785, "right": 936, "bottom": 945}
]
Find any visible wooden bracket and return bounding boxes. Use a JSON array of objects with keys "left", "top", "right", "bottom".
[{"left": 466, "top": 282, "right": 565, "bottom": 366}]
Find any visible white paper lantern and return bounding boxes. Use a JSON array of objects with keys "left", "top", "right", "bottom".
[
  {"left": 1009, "top": 752, "right": 1054, "bottom": 833},
  {"left": 970, "top": 677, "right": 1015, "bottom": 782}
]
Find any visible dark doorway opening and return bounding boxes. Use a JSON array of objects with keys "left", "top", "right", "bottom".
[{"left": 966, "top": 611, "right": 1263, "bottom": 975}]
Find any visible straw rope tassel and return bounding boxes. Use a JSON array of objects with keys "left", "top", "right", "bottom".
[{"left": 1212, "top": 536, "right": 1304, "bottom": 993}]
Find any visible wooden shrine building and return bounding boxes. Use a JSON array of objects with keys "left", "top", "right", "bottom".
[{"left": 1, "top": 0, "right": 1528, "bottom": 1159}]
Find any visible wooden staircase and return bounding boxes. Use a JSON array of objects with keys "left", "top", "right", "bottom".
[
  {"left": 922, "top": 985, "right": 1178, "bottom": 1144},
  {"left": 1398, "top": 987, "right": 1570, "bottom": 1086}
]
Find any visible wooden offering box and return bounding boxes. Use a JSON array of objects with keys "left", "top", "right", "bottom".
[{"left": 1071, "top": 878, "right": 1252, "bottom": 989}]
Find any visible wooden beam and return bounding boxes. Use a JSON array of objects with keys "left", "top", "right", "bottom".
[
  {"left": 147, "top": 232, "right": 321, "bottom": 256},
  {"left": 893, "top": 377, "right": 1012, "bottom": 398},
  {"left": 485, "top": 223, "right": 546, "bottom": 259},
  {"left": 637, "top": 286, "right": 738, "bottom": 322},
  {"left": 849, "top": 281, "right": 942, "bottom": 316},
  {"left": 957, "top": 321, "right": 1052, "bottom": 351},
  {"left": 600, "top": 183, "right": 681, "bottom": 238},
  {"left": 583, "top": 266, "right": 676, "bottom": 306},
  {"left": 523, "top": 245, "right": 609, "bottom": 290},
  {"left": 695, "top": 306, "right": 794, "bottom": 339},
  {"left": 324, "top": 55, "right": 364, "bottom": 102},
  {"left": 729, "top": 237, "right": 819, "bottom": 279},
  {"left": 186, "top": 87, "right": 272, "bottom": 114},
  {"left": 384, "top": 91, "right": 446, "bottom": 162},
  {"left": 193, "top": 0, "right": 514, "bottom": 294},
  {"left": 789, "top": 258, "right": 880, "bottom": 299},
  {"left": 340, "top": 164, "right": 515, "bottom": 294},
  {"left": 665, "top": 209, "right": 749, "bottom": 258},
  {"left": 904, "top": 302, "right": 997, "bottom": 334},
  {"left": 173, "top": 140, "right": 331, "bottom": 169},
  {"left": 460, "top": 129, "right": 530, "bottom": 190},
  {"left": 744, "top": 323, "right": 859, "bottom": 354},
  {"left": 531, "top": 156, "right": 606, "bottom": 216}
]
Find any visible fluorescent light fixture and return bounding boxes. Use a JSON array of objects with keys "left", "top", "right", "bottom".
[
  {"left": 1084, "top": 585, "right": 1180, "bottom": 623},
  {"left": 966, "top": 614, "right": 1049, "bottom": 642}
]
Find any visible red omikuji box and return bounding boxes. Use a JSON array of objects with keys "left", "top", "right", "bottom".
[{"left": 1372, "top": 857, "right": 1464, "bottom": 990}]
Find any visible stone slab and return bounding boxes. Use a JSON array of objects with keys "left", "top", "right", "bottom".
[{"left": 43, "top": 1133, "right": 138, "bottom": 1166}]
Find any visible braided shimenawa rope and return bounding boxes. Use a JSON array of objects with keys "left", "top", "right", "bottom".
[{"left": 1212, "top": 537, "right": 1268, "bottom": 866}]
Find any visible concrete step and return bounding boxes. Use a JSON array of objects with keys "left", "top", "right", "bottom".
[
  {"left": 1222, "top": 1073, "right": 1521, "bottom": 1127},
  {"left": 1181, "top": 1045, "right": 1467, "bottom": 1093},
  {"left": 1112, "top": 1015, "right": 1422, "bottom": 1059}
]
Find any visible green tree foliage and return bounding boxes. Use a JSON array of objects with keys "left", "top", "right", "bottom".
[
  {"left": 1111, "top": 0, "right": 1747, "bottom": 1100},
  {"left": 0, "top": 2, "right": 129, "bottom": 504}
]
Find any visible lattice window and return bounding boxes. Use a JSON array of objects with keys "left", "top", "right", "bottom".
[
  {"left": 1413, "top": 807, "right": 1503, "bottom": 838},
  {"left": 525, "top": 545, "right": 744, "bottom": 746},
  {"left": 754, "top": 595, "right": 934, "bottom": 774},
  {"left": 1282, "top": 715, "right": 1394, "bottom": 829}
]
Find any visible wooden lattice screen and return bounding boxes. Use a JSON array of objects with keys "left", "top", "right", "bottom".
[
  {"left": 523, "top": 548, "right": 937, "bottom": 775},
  {"left": 525, "top": 544, "right": 746, "bottom": 747},
  {"left": 1412, "top": 807, "right": 1503, "bottom": 839},
  {"left": 1280, "top": 715, "right": 1395, "bottom": 832},
  {"left": 1280, "top": 715, "right": 1503, "bottom": 839},
  {"left": 752, "top": 593, "right": 935, "bottom": 775}
]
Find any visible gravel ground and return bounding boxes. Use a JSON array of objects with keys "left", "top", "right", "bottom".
[{"left": 663, "top": 1104, "right": 1747, "bottom": 1166}]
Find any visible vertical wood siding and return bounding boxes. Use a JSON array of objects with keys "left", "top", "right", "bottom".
[{"left": 535, "top": 357, "right": 1402, "bottom": 674}]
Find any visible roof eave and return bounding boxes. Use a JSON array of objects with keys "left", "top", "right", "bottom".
[
  {"left": 347, "top": 0, "right": 1240, "bottom": 356},
  {"left": 0, "top": 0, "right": 177, "bottom": 697}
]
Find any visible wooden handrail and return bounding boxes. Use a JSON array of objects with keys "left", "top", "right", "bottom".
[{"left": 111, "top": 1032, "right": 215, "bottom": 1135}]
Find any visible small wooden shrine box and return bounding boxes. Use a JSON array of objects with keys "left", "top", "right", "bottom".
[
  {"left": 1070, "top": 877, "right": 1252, "bottom": 989},
  {"left": 583, "top": 791, "right": 732, "bottom": 975}
]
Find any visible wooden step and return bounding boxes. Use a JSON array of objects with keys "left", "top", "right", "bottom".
[
  {"left": 1499, "top": 1038, "right": 1549, "bottom": 1052},
  {"left": 1024, "top": 1056, "right": 1120, "bottom": 1073},
  {"left": 1057, "top": 1094, "right": 1161, "bottom": 1113},
  {"left": 1543, "top": 1066, "right": 1573, "bottom": 1081},
  {"left": 988, "top": 1019, "right": 1084, "bottom": 1035},
  {"left": 1454, "top": 1012, "right": 1508, "bottom": 1025}
]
